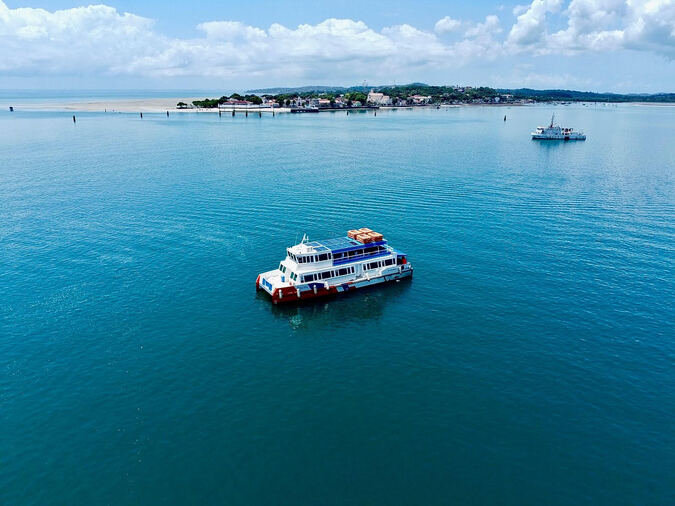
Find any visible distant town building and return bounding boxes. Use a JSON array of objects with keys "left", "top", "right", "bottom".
[
  {"left": 409, "top": 95, "right": 432, "bottom": 105},
  {"left": 367, "top": 90, "right": 393, "bottom": 105},
  {"left": 218, "top": 100, "right": 255, "bottom": 109}
]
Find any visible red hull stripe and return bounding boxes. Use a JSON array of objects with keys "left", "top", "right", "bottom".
[{"left": 263, "top": 270, "right": 412, "bottom": 304}]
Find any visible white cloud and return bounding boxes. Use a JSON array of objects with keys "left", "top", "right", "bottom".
[
  {"left": 0, "top": 1, "right": 496, "bottom": 81},
  {"left": 506, "top": 0, "right": 563, "bottom": 52},
  {"left": 465, "top": 14, "right": 503, "bottom": 38},
  {"left": 508, "top": 0, "right": 675, "bottom": 57},
  {"left": 434, "top": 16, "right": 461, "bottom": 34},
  {"left": 0, "top": 0, "right": 673, "bottom": 85}
]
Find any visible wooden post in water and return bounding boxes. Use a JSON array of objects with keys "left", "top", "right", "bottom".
[
  {"left": 245, "top": 109, "right": 248, "bottom": 117},
  {"left": 232, "top": 109, "right": 235, "bottom": 117},
  {"left": 167, "top": 111, "right": 170, "bottom": 117},
  {"left": 9, "top": 106, "right": 13, "bottom": 112},
  {"left": 259, "top": 111, "right": 262, "bottom": 118},
  {"left": 72, "top": 115, "right": 76, "bottom": 123},
  {"left": 140, "top": 112, "right": 143, "bottom": 119}
]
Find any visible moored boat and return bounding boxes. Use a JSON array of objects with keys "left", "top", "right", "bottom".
[
  {"left": 532, "top": 114, "right": 586, "bottom": 140},
  {"left": 256, "top": 228, "right": 413, "bottom": 304}
]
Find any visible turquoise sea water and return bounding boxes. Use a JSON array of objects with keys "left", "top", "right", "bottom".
[{"left": 1, "top": 104, "right": 674, "bottom": 505}]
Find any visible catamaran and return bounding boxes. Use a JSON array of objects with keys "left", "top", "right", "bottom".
[
  {"left": 532, "top": 114, "right": 586, "bottom": 140},
  {"left": 256, "top": 228, "right": 412, "bottom": 304}
]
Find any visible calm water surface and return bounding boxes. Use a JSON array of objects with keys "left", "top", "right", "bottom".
[{"left": 1, "top": 104, "right": 674, "bottom": 505}]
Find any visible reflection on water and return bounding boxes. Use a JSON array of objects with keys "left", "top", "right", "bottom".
[{"left": 262, "top": 278, "right": 413, "bottom": 330}]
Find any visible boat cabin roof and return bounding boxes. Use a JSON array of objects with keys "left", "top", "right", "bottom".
[{"left": 289, "top": 236, "right": 388, "bottom": 255}]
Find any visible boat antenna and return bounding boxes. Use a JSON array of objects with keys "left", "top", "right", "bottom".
[
  {"left": 301, "top": 233, "right": 309, "bottom": 243},
  {"left": 550, "top": 113, "right": 555, "bottom": 127}
]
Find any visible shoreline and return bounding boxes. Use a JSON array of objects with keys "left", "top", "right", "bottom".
[
  {"left": 3, "top": 97, "right": 673, "bottom": 114},
  {"left": 1, "top": 98, "right": 534, "bottom": 113}
]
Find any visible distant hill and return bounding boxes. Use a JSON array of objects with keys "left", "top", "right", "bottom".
[
  {"left": 499, "top": 88, "right": 675, "bottom": 103},
  {"left": 248, "top": 85, "right": 349, "bottom": 94},
  {"left": 248, "top": 83, "right": 420, "bottom": 94}
]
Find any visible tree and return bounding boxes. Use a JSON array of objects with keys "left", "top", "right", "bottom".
[
  {"left": 345, "top": 91, "right": 367, "bottom": 104},
  {"left": 192, "top": 98, "right": 219, "bottom": 108},
  {"left": 176, "top": 102, "right": 188, "bottom": 108},
  {"left": 244, "top": 95, "right": 263, "bottom": 105}
]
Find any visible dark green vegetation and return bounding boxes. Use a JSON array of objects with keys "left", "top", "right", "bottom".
[
  {"left": 249, "top": 83, "right": 675, "bottom": 104},
  {"left": 184, "top": 84, "right": 674, "bottom": 108},
  {"left": 187, "top": 94, "right": 263, "bottom": 108},
  {"left": 501, "top": 88, "right": 675, "bottom": 103}
]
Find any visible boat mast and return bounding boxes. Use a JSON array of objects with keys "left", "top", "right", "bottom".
[{"left": 550, "top": 113, "right": 555, "bottom": 128}]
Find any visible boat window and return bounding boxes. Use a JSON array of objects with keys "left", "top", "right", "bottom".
[
  {"left": 279, "top": 263, "right": 287, "bottom": 273},
  {"left": 321, "top": 271, "right": 331, "bottom": 280},
  {"left": 365, "top": 246, "right": 377, "bottom": 254},
  {"left": 350, "top": 266, "right": 355, "bottom": 273},
  {"left": 384, "top": 258, "right": 394, "bottom": 266},
  {"left": 318, "top": 253, "right": 329, "bottom": 261},
  {"left": 303, "top": 273, "right": 315, "bottom": 282},
  {"left": 337, "top": 268, "right": 349, "bottom": 276},
  {"left": 334, "top": 252, "right": 344, "bottom": 260}
]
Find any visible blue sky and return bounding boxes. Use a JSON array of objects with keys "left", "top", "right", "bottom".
[{"left": 2, "top": 0, "right": 674, "bottom": 92}]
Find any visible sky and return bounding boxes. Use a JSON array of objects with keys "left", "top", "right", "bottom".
[{"left": 1, "top": 0, "right": 674, "bottom": 92}]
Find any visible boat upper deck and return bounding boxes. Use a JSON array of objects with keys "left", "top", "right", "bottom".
[{"left": 286, "top": 235, "right": 396, "bottom": 268}]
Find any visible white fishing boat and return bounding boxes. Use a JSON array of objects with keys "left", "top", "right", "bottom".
[{"left": 532, "top": 114, "right": 586, "bottom": 140}]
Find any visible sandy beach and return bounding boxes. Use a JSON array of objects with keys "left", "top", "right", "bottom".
[
  {"left": 4, "top": 97, "right": 290, "bottom": 113},
  {"left": 7, "top": 98, "right": 208, "bottom": 113}
]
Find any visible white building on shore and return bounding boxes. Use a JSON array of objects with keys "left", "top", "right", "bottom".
[
  {"left": 367, "top": 90, "right": 392, "bottom": 105},
  {"left": 409, "top": 94, "right": 432, "bottom": 105}
]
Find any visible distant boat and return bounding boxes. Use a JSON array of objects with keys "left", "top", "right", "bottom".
[{"left": 532, "top": 114, "right": 586, "bottom": 140}]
